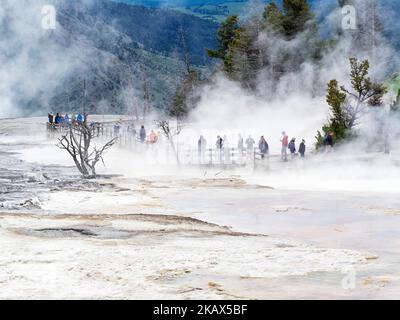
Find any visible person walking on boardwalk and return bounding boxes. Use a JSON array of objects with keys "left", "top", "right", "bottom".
[
  {"left": 216, "top": 136, "right": 224, "bottom": 164},
  {"left": 245, "top": 135, "right": 255, "bottom": 161},
  {"left": 149, "top": 130, "right": 158, "bottom": 144},
  {"left": 258, "top": 136, "right": 269, "bottom": 159},
  {"left": 128, "top": 124, "right": 136, "bottom": 137},
  {"left": 64, "top": 114, "right": 70, "bottom": 126},
  {"left": 55, "top": 113, "right": 61, "bottom": 125},
  {"left": 76, "top": 113, "right": 84, "bottom": 124},
  {"left": 324, "top": 132, "right": 334, "bottom": 152},
  {"left": 198, "top": 135, "right": 207, "bottom": 164},
  {"left": 299, "top": 139, "right": 306, "bottom": 158},
  {"left": 48, "top": 112, "right": 54, "bottom": 124},
  {"left": 281, "top": 131, "right": 289, "bottom": 161},
  {"left": 140, "top": 125, "right": 146, "bottom": 143},
  {"left": 288, "top": 138, "right": 296, "bottom": 159},
  {"left": 113, "top": 122, "right": 121, "bottom": 137}
]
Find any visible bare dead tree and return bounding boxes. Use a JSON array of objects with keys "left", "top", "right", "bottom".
[
  {"left": 57, "top": 122, "right": 117, "bottom": 178},
  {"left": 155, "top": 119, "right": 183, "bottom": 165}
]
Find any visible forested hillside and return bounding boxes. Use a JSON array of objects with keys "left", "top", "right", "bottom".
[
  {"left": 113, "top": 0, "right": 400, "bottom": 49},
  {"left": 1, "top": 0, "right": 218, "bottom": 116}
]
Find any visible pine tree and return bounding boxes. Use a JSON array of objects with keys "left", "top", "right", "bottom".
[
  {"left": 263, "top": 0, "right": 315, "bottom": 38},
  {"left": 316, "top": 58, "right": 387, "bottom": 148},
  {"left": 228, "top": 19, "right": 263, "bottom": 89},
  {"left": 316, "top": 80, "right": 347, "bottom": 148},
  {"left": 263, "top": 1, "right": 284, "bottom": 33},
  {"left": 341, "top": 57, "right": 387, "bottom": 119},
  {"left": 208, "top": 0, "right": 322, "bottom": 89},
  {"left": 261, "top": 0, "right": 321, "bottom": 82},
  {"left": 282, "top": 0, "right": 315, "bottom": 38},
  {"left": 169, "top": 70, "right": 199, "bottom": 119},
  {"left": 207, "top": 15, "right": 242, "bottom": 75}
]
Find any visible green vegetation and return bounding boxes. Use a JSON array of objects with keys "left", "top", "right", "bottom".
[
  {"left": 316, "top": 58, "right": 387, "bottom": 148},
  {"left": 207, "top": 0, "right": 321, "bottom": 88},
  {"left": 207, "top": 15, "right": 241, "bottom": 75},
  {"left": 267, "top": 0, "right": 315, "bottom": 38},
  {"left": 169, "top": 70, "right": 200, "bottom": 118}
]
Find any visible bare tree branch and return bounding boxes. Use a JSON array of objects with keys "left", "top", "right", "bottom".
[{"left": 56, "top": 122, "right": 116, "bottom": 178}]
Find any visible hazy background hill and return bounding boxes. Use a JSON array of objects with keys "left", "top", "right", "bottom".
[
  {"left": 112, "top": 0, "right": 400, "bottom": 48},
  {"left": 51, "top": 0, "right": 219, "bottom": 115},
  {"left": 0, "top": 0, "right": 218, "bottom": 116},
  {"left": 2, "top": 0, "right": 399, "bottom": 117}
]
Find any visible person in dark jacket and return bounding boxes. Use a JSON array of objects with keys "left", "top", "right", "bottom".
[
  {"left": 288, "top": 138, "right": 296, "bottom": 158},
  {"left": 299, "top": 139, "right": 306, "bottom": 158},
  {"left": 324, "top": 133, "right": 334, "bottom": 152},
  {"left": 139, "top": 125, "right": 146, "bottom": 143},
  {"left": 216, "top": 136, "right": 223, "bottom": 149},
  {"left": 64, "top": 114, "right": 70, "bottom": 126},
  {"left": 113, "top": 122, "right": 121, "bottom": 136},
  {"left": 54, "top": 113, "right": 61, "bottom": 125},
  {"left": 216, "top": 136, "right": 224, "bottom": 163},
  {"left": 258, "top": 136, "right": 269, "bottom": 159},
  {"left": 198, "top": 135, "right": 207, "bottom": 163},
  {"left": 48, "top": 112, "right": 54, "bottom": 124},
  {"left": 76, "top": 113, "right": 84, "bottom": 124}
]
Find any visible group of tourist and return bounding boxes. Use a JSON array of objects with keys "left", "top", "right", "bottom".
[
  {"left": 280, "top": 131, "right": 307, "bottom": 161},
  {"left": 197, "top": 131, "right": 314, "bottom": 163},
  {"left": 113, "top": 122, "right": 159, "bottom": 145},
  {"left": 48, "top": 112, "right": 85, "bottom": 126}
]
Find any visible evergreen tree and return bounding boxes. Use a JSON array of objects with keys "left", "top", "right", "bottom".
[
  {"left": 208, "top": 0, "right": 322, "bottom": 89},
  {"left": 263, "top": 1, "right": 284, "bottom": 34},
  {"left": 261, "top": 0, "right": 321, "bottom": 83},
  {"left": 169, "top": 70, "right": 199, "bottom": 119},
  {"left": 341, "top": 58, "right": 386, "bottom": 111},
  {"left": 263, "top": 0, "right": 315, "bottom": 38},
  {"left": 316, "top": 58, "right": 387, "bottom": 148},
  {"left": 207, "top": 15, "right": 242, "bottom": 75},
  {"left": 316, "top": 80, "right": 347, "bottom": 148},
  {"left": 282, "top": 0, "right": 315, "bottom": 38},
  {"left": 228, "top": 19, "right": 263, "bottom": 89}
]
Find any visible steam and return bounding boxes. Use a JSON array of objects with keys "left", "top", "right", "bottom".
[
  {"left": 0, "top": 0, "right": 89, "bottom": 118},
  {"left": 2, "top": 0, "right": 400, "bottom": 193},
  {"left": 187, "top": 0, "right": 399, "bottom": 154}
]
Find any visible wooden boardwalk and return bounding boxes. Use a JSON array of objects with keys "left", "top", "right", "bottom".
[{"left": 46, "top": 121, "right": 279, "bottom": 169}]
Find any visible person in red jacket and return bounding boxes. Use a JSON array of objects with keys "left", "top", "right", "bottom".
[
  {"left": 149, "top": 130, "right": 158, "bottom": 144},
  {"left": 280, "top": 131, "right": 289, "bottom": 161}
]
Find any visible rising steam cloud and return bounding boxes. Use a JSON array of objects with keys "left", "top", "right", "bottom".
[
  {"left": 187, "top": 0, "right": 399, "bottom": 154},
  {"left": 0, "top": 0, "right": 90, "bottom": 117}
]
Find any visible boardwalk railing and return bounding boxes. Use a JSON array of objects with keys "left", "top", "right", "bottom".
[
  {"left": 46, "top": 122, "right": 279, "bottom": 168},
  {"left": 181, "top": 147, "right": 278, "bottom": 168}
]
